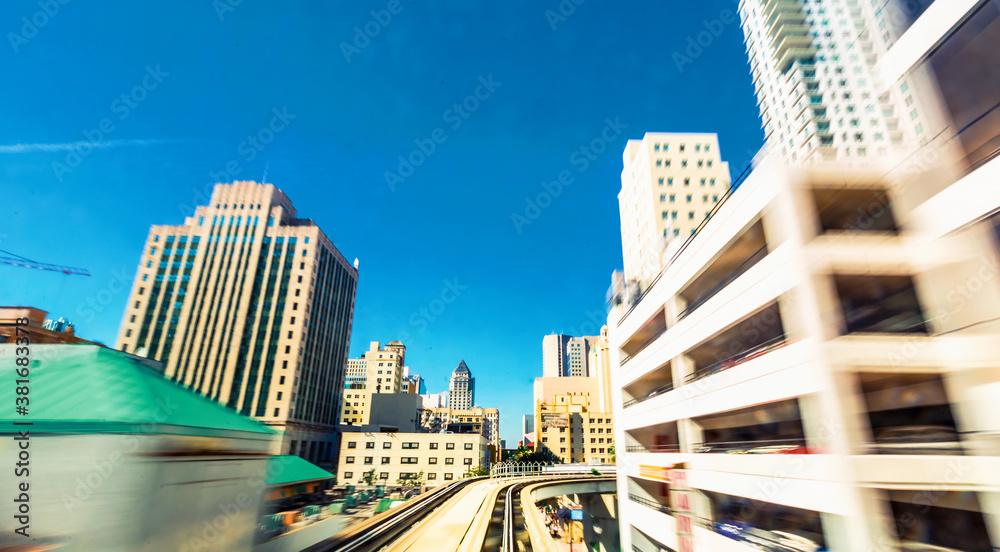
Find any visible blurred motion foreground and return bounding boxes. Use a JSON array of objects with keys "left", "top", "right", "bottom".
[{"left": 610, "top": 0, "right": 1000, "bottom": 550}]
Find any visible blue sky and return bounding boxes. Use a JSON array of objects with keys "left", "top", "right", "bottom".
[{"left": 0, "top": 0, "right": 763, "bottom": 445}]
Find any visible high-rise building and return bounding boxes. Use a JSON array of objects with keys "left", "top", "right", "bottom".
[
  {"left": 448, "top": 360, "right": 475, "bottom": 410},
  {"left": 114, "top": 181, "right": 358, "bottom": 465},
  {"left": 542, "top": 333, "right": 599, "bottom": 377},
  {"left": 738, "top": 0, "right": 909, "bottom": 165},
  {"left": 619, "top": 133, "right": 731, "bottom": 285},
  {"left": 612, "top": 1, "right": 1000, "bottom": 549},
  {"left": 534, "top": 326, "right": 616, "bottom": 464},
  {"left": 340, "top": 340, "right": 407, "bottom": 426}
]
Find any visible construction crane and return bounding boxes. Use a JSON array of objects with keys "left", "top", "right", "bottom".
[{"left": 0, "top": 249, "right": 90, "bottom": 276}]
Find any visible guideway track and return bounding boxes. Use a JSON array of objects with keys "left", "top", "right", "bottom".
[{"left": 307, "top": 476, "right": 485, "bottom": 552}]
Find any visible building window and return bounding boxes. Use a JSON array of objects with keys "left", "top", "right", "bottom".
[
  {"left": 445, "top": 458, "right": 455, "bottom": 465},
  {"left": 464, "top": 458, "right": 473, "bottom": 465},
  {"left": 429, "top": 457, "right": 438, "bottom": 464},
  {"left": 402, "top": 442, "right": 419, "bottom": 449},
  {"left": 348, "top": 442, "right": 357, "bottom": 449},
  {"left": 364, "top": 457, "right": 373, "bottom": 464},
  {"left": 430, "top": 443, "right": 439, "bottom": 450},
  {"left": 344, "top": 472, "right": 353, "bottom": 479},
  {"left": 444, "top": 473, "right": 454, "bottom": 480},
  {"left": 446, "top": 443, "right": 455, "bottom": 450},
  {"left": 379, "top": 472, "right": 389, "bottom": 480},
  {"left": 381, "top": 457, "right": 390, "bottom": 464},
  {"left": 428, "top": 473, "right": 437, "bottom": 480},
  {"left": 345, "top": 457, "right": 355, "bottom": 464},
  {"left": 366, "top": 442, "right": 375, "bottom": 449},
  {"left": 464, "top": 443, "right": 473, "bottom": 450}
]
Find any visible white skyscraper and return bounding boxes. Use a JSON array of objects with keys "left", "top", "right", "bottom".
[{"left": 739, "top": 0, "right": 901, "bottom": 164}]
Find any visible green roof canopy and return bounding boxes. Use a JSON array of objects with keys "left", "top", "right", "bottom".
[
  {"left": 266, "top": 455, "right": 335, "bottom": 487},
  {"left": 0, "top": 345, "right": 277, "bottom": 439}
]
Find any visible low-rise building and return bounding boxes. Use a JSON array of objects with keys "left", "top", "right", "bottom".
[
  {"left": 420, "top": 406, "right": 500, "bottom": 450},
  {"left": 337, "top": 431, "right": 489, "bottom": 486},
  {"left": 0, "top": 307, "right": 102, "bottom": 345}
]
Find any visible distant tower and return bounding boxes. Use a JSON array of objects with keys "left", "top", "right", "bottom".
[{"left": 448, "top": 360, "right": 474, "bottom": 410}]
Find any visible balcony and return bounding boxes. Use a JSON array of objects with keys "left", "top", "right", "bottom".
[
  {"left": 810, "top": 187, "right": 900, "bottom": 235},
  {"left": 702, "top": 490, "right": 828, "bottom": 551},
  {"left": 675, "top": 221, "right": 769, "bottom": 324},
  {"left": 693, "top": 399, "right": 809, "bottom": 455},
  {"left": 620, "top": 307, "right": 667, "bottom": 367},
  {"left": 625, "top": 421, "right": 680, "bottom": 454},
  {"left": 681, "top": 301, "right": 786, "bottom": 386},
  {"left": 833, "top": 274, "right": 929, "bottom": 335},
  {"left": 857, "top": 372, "right": 964, "bottom": 456},
  {"left": 623, "top": 359, "right": 674, "bottom": 409}
]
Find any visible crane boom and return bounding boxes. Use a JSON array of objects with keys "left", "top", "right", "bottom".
[{"left": 0, "top": 250, "right": 90, "bottom": 276}]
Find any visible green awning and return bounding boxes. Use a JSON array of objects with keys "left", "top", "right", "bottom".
[
  {"left": 0, "top": 345, "right": 277, "bottom": 439},
  {"left": 266, "top": 455, "right": 335, "bottom": 487}
]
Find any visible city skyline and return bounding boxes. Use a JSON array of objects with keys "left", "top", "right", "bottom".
[{"left": 0, "top": 1, "right": 764, "bottom": 446}]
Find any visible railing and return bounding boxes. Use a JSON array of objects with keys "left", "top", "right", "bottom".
[
  {"left": 692, "top": 437, "right": 809, "bottom": 454},
  {"left": 490, "top": 461, "right": 552, "bottom": 481},
  {"left": 623, "top": 381, "right": 675, "bottom": 408},
  {"left": 702, "top": 516, "right": 828, "bottom": 552},
  {"left": 616, "top": 155, "right": 760, "bottom": 326},
  {"left": 628, "top": 494, "right": 672, "bottom": 516},
  {"left": 626, "top": 443, "right": 681, "bottom": 454},
  {"left": 683, "top": 334, "right": 790, "bottom": 384},
  {"left": 619, "top": 324, "right": 668, "bottom": 366},
  {"left": 674, "top": 243, "right": 769, "bottom": 324}
]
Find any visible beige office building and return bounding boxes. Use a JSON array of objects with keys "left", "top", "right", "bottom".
[
  {"left": 534, "top": 325, "right": 615, "bottom": 464},
  {"left": 338, "top": 431, "right": 490, "bottom": 486},
  {"left": 619, "top": 132, "right": 731, "bottom": 286},
  {"left": 420, "top": 406, "right": 501, "bottom": 451},
  {"left": 542, "top": 334, "right": 598, "bottom": 377},
  {"left": 341, "top": 340, "right": 407, "bottom": 426},
  {"left": 114, "top": 181, "right": 358, "bottom": 466},
  {"left": 536, "top": 394, "right": 615, "bottom": 465}
]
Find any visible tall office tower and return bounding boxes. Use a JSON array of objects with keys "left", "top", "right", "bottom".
[
  {"left": 619, "top": 133, "right": 731, "bottom": 286},
  {"left": 738, "top": 0, "right": 905, "bottom": 164},
  {"left": 340, "top": 340, "right": 407, "bottom": 425},
  {"left": 610, "top": 0, "right": 1000, "bottom": 541},
  {"left": 115, "top": 181, "right": 358, "bottom": 465},
  {"left": 542, "top": 334, "right": 599, "bottom": 377},
  {"left": 448, "top": 360, "right": 475, "bottom": 410}
]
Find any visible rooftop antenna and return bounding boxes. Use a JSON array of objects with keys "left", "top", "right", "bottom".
[{"left": 261, "top": 161, "right": 269, "bottom": 185}]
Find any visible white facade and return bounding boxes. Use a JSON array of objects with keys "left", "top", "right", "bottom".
[
  {"left": 614, "top": 2, "right": 1000, "bottom": 548},
  {"left": 619, "top": 133, "right": 731, "bottom": 286},
  {"left": 338, "top": 431, "right": 490, "bottom": 486}
]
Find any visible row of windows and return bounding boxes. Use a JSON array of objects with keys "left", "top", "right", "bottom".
[
  {"left": 342, "top": 471, "right": 455, "bottom": 481},
  {"left": 346, "top": 441, "right": 467, "bottom": 450},
  {"left": 344, "top": 456, "right": 474, "bottom": 465},
  {"left": 657, "top": 177, "right": 720, "bottom": 187},
  {"left": 655, "top": 158, "right": 715, "bottom": 168},
  {"left": 653, "top": 142, "right": 710, "bottom": 153},
  {"left": 662, "top": 210, "right": 712, "bottom": 222},
  {"left": 661, "top": 194, "right": 720, "bottom": 204}
]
